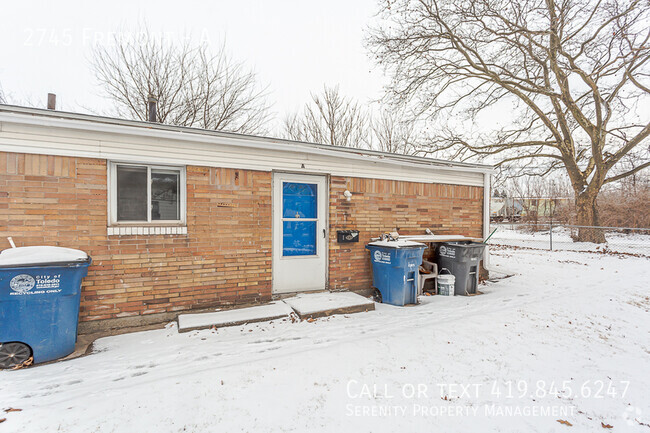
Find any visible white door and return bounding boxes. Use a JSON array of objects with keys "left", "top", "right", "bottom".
[{"left": 272, "top": 173, "right": 328, "bottom": 294}]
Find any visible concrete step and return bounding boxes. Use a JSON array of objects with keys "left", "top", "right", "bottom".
[
  {"left": 176, "top": 292, "right": 376, "bottom": 332},
  {"left": 283, "top": 291, "right": 375, "bottom": 319},
  {"left": 177, "top": 301, "right": 294, "bottom": 333}
]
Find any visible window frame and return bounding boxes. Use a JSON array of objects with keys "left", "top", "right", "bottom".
[{"left": 108, "top": 161, "right": 186, "bottom": 226}]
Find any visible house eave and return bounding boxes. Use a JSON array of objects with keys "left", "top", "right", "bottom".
[{"left": 0, "top": 104, "right": 495, "bottom": 176}]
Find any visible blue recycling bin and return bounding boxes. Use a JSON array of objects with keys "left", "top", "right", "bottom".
[
  {"left": 366, "top": 240, "right": 427, "bottom": 306},
  {"left": 0, "top": 246, "right": 91, "bottom": 368}
]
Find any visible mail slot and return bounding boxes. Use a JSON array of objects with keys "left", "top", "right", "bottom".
[{"left": 337, "top": 230, "right": 359, "bottom": 243}]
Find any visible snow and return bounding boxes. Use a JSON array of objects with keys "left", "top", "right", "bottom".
[
  {"left": 177, "top": 301, "right": 293, "bottom": 332},
  {"left": 179, "top": 293, "right": 373, "bottom": 332},
  {"left": 283, "top": 292, "right": 374, "bottom": 316},
  {"left": 400, "top": 234, "right": 482, "bottom": 242},
  {"left": 0, "top": 246, "right": 89, "bottom": 267},
  {"left": 367, "top": 239, "right": 428, "bottom": 248},
  {"left": 1, "top": 247, "right": 649, "bottom": 432},
  {"left": 490, "top": 225, "right": 650, "bottom": 256}
]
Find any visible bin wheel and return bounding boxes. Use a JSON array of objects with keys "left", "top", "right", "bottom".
[
  {"left": 0, "top": 342, "right": 32, "bottom": 369},
  {"left": 372, "top": 288, "right": 382, "bottom": 303}
]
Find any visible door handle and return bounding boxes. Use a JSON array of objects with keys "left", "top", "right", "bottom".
[{"left": 323, "top": 228, "right": 326, "bottom": 238}]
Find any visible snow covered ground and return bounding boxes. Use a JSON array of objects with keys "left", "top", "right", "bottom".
[
  {"left": 490, "top": 225, "right": 650, "bottom": 256},
  {"left": 1, "top": 247, "right": 649, "bottom": 432}
]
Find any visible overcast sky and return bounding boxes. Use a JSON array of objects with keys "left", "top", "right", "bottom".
[{"left": 0, "top": 0, "right": 386, "bottom": 133}]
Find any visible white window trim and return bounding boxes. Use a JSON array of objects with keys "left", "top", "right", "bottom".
[{"left": 108, "top": 161, "right": 187, "bottom": 228}]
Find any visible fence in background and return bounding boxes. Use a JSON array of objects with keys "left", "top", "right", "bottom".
[{"left": 488, "top": 223, "right": 650, "bottom": 257}]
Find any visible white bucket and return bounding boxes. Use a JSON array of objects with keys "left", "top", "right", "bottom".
[{"left": 438, "top": 270, "right": 455, "bottom": 296}]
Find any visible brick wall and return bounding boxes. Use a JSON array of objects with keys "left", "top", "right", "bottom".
[
  {"left": 1, "top": 151, "right": 484, "bottom": 324},
  {"left": 0, "top": 152, "right": 272, "bottom": 322},
  {"left": 328, "top": 176, "right": 484, "bottom": 291}
]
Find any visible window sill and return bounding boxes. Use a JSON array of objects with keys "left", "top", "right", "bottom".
[{"left": 107, "top": 226, "right": 188, "bottom": 236}]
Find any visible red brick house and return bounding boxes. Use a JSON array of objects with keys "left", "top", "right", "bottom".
[{"left": 0, "top": 105, "right": 492, "bottom": 332}]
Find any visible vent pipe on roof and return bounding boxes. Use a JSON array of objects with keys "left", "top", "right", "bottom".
[
  {"left": 47, "top": 93, "right": 56, "bottom": 110},
  {"left": 147, "top": 96, "right": 157, "bottom": 122}
]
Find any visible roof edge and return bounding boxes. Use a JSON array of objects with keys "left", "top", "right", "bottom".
[{"left": 0, "top": 104, "right": 495, "bottom": 174}]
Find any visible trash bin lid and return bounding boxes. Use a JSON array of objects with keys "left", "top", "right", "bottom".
[
  {"left": 366, "top": 239, "right": 427, "bottom": 249},
  {"left": 441, "top": 241, "right": 487, "bottom": 248},
  {"left": 0, "top": 246, "right": 89, "bottom": 268}
]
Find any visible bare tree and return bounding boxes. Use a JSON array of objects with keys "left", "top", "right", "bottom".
[
  {"left": 284, "top": 85, "right": 370, "bottom": 148},
  {"left": 372, "top": 109, "right": 422, "bottom": 154},
  {"left": 504, "top": 175, "right": 572, "bottom": 225},
  {"left": 599, "top": 174, "right": 650, "bottom": 227},
  {"left": 0, "top": 83, "right": 5, "bottom": 104},
  {"left": 91, "top": 31, "right": 271, "bottom": 134},
  {"left": 369, "top": 0, "right": 650, "bottom": 242}
]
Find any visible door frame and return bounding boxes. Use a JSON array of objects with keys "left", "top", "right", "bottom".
[{"left": 271, "top": 171, "right": 329, "bottom": 294}]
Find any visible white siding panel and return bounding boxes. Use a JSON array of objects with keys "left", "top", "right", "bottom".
[{"left": 0, "top": 121, "right": 485, "bottom": 186}]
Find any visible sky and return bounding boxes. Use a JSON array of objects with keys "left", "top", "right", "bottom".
[
  {"left": 2, "top": 0, "right": 647, "bottom": 175},
  {"left": 0, "top": 0, "right": 386, "bottom": 133}
]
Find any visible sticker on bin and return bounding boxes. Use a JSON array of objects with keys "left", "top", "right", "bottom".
[
  {"left": 373, "top": 250, "right": 391, "bottom": 264},
  {"left": 439, "top": 245, "right": 456, "bottom": 258},
  {"left": 9, "top": 273, "right": 62, "bottom": 295},
  {"left": 10, "top": 274, "right": 35, "bottom": 293}
]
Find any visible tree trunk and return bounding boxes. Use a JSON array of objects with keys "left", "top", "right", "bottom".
[{"left": 575, "top": 193, "right": 606, "bottom": 243}]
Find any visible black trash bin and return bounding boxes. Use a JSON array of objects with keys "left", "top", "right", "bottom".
[{"left": 436, "top": 241, "right": 486, "bottom": 296}]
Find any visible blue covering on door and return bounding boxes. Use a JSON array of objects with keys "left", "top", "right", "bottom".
[
  {"left": 282, "top": 221, "right": 317, "bottom": 256},
  {"left": 282, "top": 182, "right": 318, "bottom": 256},
  {"left": 282, "top": 182, "right": 317, "bottom": 218}
]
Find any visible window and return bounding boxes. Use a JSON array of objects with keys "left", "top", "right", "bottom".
[
  {"left": 282, "top": 182, "right": 318, "bottom": 256},
  {"left": 109, "top": 162, "right": 186, "bottom": 225}
]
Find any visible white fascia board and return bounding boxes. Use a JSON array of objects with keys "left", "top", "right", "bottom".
[{"left": 0, "top": 111, "right": 494, "bottom": 176}]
